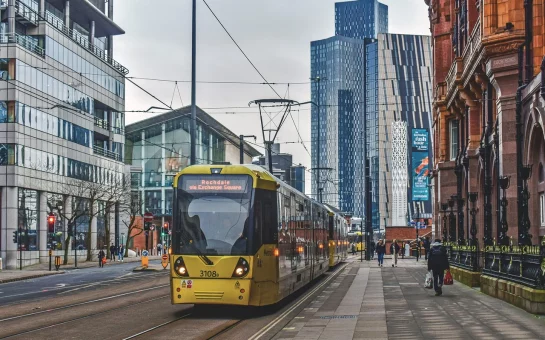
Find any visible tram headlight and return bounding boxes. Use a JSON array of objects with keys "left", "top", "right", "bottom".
[
  {"left": 232, "top": 257, "right": 249, "bottom": 278},
  {"left": 174, "top": 257, "right": 189, "bottom": 277}
]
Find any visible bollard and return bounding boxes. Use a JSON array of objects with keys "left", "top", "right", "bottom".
[
  {"left": 54, "top": 256, "right": 61, "bottom": 271},
  {"left": 49, "top": 249, "right": 52, "bottom": 271}
]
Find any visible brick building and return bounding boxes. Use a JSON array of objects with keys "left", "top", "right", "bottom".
[
  {"left": 425, "top": 0, "right": 545, "bottom": 313},
  {"left": 425, "top": 0, "right": 545, "bottom": 246}
]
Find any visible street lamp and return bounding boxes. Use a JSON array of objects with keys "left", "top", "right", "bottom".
[
  {"left": 468, "top": 192, "right": 478, "bottom": 247},
  {"left": 498, "top": 175, "right": 510, "bottom": 246},
  {"left": 441, "top": 202, "right": 449, "bottom": 243}
]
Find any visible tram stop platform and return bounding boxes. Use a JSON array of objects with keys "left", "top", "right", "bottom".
[{"left": 274, "top": 257, "right": 545, "bottom": 340}]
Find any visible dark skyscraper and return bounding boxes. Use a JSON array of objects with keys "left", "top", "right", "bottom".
[
  {"left": 335, "top": 0, "right": 388, "bottom": 40},
  {"left": 311, "top": 0, "right": 388, "bottom": 216}
]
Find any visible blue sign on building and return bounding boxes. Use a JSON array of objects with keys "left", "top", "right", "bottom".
[{"left": 411, "top": 129, "right": 429, "bottom": 201}]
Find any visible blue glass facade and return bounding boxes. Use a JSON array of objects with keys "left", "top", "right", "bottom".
[
  {"left": 335, "top": 0, "right": 388, "bottom": 40},
  {"left": 364, "top": 34, "right": 433, "bottom": 229},
  {"left": 311, "top": 0, "right": 387, "bottom": 217},
  {"left": 311, "top": 36, "right": 364, "bottom": 213}
]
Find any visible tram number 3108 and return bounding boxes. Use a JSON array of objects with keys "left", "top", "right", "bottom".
[{"left": 200, "top": 270, "right": 219, "bottom": 278}]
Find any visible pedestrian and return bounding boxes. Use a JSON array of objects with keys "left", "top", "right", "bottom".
[
  {"left": 98, "top": 248, "right": 106, "bottom": 268},
  {"left": 427, "top": 239, "right": 450, "bottom": 296},
  {"left": 157, "top": 243, "right": 162, "bottom": 255},
  {"left": 390, "top": 239, "right": 400, "bottom": 267},
  {"left": 370, "top": 240, "right": 375, "bottom": 260},
  {"left": 423, "top": 237, "right": 431, "bottom": 260},
  {"left": 375, "top": 240, "right": 386, "bottom": 267},
  {"left": 351, "top": 242, "right": 356, "bottom": 255},
  {"left": 109, "top": 243, "right": 116, "bottom": 261},
  {"left": 118, "top": 244, "right": 124, "bottom": 262}
]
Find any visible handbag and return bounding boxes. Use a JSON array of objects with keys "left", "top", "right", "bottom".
[
  {"left": 102, "top": 257, "right": 107, "bottom": 265},
  {"left": 444, "top": 270, "right": 453, "bottom": 285},
  {"left": 425, "top": 271, "right": 433, "bottom": 289}
]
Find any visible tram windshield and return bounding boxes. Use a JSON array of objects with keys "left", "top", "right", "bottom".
[{"left": 177, "top": 175, "right": 253, "bottom": 255}]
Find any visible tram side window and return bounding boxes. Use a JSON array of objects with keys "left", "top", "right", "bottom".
[{"left": 253, "top": 201, "right": 263, "bottom": 252}]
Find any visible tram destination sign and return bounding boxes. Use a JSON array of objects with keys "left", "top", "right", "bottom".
[{"left": 182, "top": 178, "right": 249, "bottom": 193}]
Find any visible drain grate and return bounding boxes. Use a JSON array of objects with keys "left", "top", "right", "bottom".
[{"left": 319, "top": 315, "right": 357, "bottom": 319}]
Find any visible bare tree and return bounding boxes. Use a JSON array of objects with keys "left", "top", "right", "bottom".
[
  {"left": 47, "top": 172, "right": 129, "bottom": 264},
  {"left": 120, "top": 189, "right": 144, "bottom": 257}
]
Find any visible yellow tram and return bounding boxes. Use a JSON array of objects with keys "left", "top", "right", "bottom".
[{"left": 169, "top": 164, "right": 348, "bottom": 306}]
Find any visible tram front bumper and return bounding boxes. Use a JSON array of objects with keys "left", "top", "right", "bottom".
[{"left": 171, "top": 278, "right": 252, "bottom": 305}]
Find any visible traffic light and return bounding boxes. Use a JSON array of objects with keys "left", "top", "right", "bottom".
[
  {"left": 48, "top": 213, "right": 56, "bottom": 233},
  {"left": 143, "top": 222, "right": 150, "bottom": 231},
  {"left": 12, "top": 230, "right": 18, "bottom": 243},
  {"left": 162, "top": 222, "right": 169, "bottom": 236}
]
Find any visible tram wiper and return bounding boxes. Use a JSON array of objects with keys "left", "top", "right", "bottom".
[{"left": 185, "top": 240, "right": 214, "bottom": 265}]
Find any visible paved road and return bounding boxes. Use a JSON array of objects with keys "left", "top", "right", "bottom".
[
  {"left": 0, "top": 260, "right": 164, "bottom": 305},
  {"left": 0, "top": 257, "right": 355, "bottom": 340}
]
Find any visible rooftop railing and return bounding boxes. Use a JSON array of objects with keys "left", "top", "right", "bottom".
[
  {"left": 44, "top": 10, "right": 129, "bottom": 75},
  {"left": 0, "top": 33, "right": 45, "bottom": 57}
]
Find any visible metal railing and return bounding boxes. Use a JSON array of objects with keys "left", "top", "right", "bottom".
[
  {"left": 93, "top": 116, "right": 109, "bottom": 130},
  {"left": 44, "top": 11, "right": 129, "bottom": 75},
  {"left": 0, "top": 33, "right": 44, "bottom": 57},
  {"left": 482, "top": 241, "right": 545, "bottom": 290},
  {"left": 447, "top": 243, "right": 481, "bottom": 273},
  {"left": 93, "top": 145, "right": 121, "bottom": 161},
  {"left": 15, "top": 0, "right": 39, "bottom": 25}
]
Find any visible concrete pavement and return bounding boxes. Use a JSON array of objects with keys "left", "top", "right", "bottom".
[{"left": 273, "top": 258, "right": 545, "bottom": 340}]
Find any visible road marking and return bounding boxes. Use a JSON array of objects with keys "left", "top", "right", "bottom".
[
  {"left": 59, "top": 282, "right": 100, "bottom": 294},
  {"left": 0, "top": 284, "right": 169, "bottom": 322},
  {"left": 248, "top": 263, "right": 348, "bottom": 340}
]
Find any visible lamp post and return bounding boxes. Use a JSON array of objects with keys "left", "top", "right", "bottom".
[
  {"left": 468, "top": 192, "right": 478, "bottom": 247},
  {"left": 448, "top": 196, "right": 457, "bottom": 243},
  {"left": 519, "top": 165, "right": 533, "bottom": 245},
  {"left": 441, "top": 202, "right": 449, "bottom": 243},
  {"left": 239, "top": 135, "right": 257, "bottom": 164},
  {"left": 498, "top": 175, "right": 510, "bottom": 246}
]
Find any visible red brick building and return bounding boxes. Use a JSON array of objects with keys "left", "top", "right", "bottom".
[{"left": 425, "top": 0, "right": 545, "bottom": 246}]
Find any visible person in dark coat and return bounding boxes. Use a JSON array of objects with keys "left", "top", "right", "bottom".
[
  {"left": 423, "top": 237, "right": 431, "bottom": 260},
  {"left": 370, "top": 241, "right": 375, "bottom": 260},
  {"left": 375, "top": 240, "right": 386, "bottom": 267},
  {"left": 427, "top": 239, "right": 450, "bottom": 296},
  {"left": 390, "top": 240, "right": 401, "bottom": 267},
  {"left": 98, "top": 248, "right": 106, "bottom": 268},
  {"left": 109, "top": 243, "right": 116, "bottom": 261}
]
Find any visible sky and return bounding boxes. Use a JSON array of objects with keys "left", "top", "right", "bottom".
[{"left": 114, "top": 0, "right": 430, "bottom": 194}]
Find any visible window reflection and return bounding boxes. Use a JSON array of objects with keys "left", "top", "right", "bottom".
[
  {"left": 18, "top": 188, "right": 39, "bottom": 251},
  {"left": 16, "top": 60, "right": 95, "bottom": 114},
  {"left": 45, "top": 37, "right": 125, "bottom": 98}
]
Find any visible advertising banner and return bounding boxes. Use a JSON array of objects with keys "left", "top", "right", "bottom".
[{"left": 411, "top": 129, "right": 429, "bottom": 201}]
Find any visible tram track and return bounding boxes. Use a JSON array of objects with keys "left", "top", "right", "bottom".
[{"left": 0, "top": 294, "right": 170, "bottom": 339}]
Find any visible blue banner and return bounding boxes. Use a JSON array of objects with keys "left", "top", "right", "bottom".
[
  {"left": 411, "top": 128, "right": 430, "bottom": 201},
  {"left": 412, "top": 129, "right": 429, "bottom": 151}
]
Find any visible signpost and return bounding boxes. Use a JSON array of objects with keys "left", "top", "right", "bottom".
[
  {"left": 161, "top": 254, "right": 168, "bottom": 269},
  {"left": 141, "top": 249, "right": 149, "bottom": 268},
  {"left": 143, "top": 212, "right": 153, "bottom": 256}
]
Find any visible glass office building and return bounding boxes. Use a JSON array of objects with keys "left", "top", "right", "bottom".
[
  {"left": 365, "top": 34, "right": 433, "bottom": 229},
  {"left": 125, "top": 106, "right": 261, "bottom": 230},
  {"left": 311, "top": 0, "right": 387, "bottom": 216},
  {"left": 311, "top": 36, "right": 365, "bottom": 213},
  {"left": 335, "top": 0, "right": 388, "bottom": 40},
  {"left": 0, "top": 0, "right": 127, "bottom": 269}
]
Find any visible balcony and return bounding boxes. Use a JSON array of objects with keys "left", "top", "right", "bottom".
[
  {"left": 43, "top": 12, "right": 129, "bottom": 75},
  {"left": 93, "top": 145, "right": 121, "bottom": 161},
  {"left": 15, "top": 1, "right": 39, "bottom": 26},
  {"left": 94, "top": 116, "right": 109, "bottom": 130},
  {"left": 0, "top": 33, "right": 44, "bottom": 57},
  {"left": 461, "top": 21, "right": 482, "bottom": 81}
]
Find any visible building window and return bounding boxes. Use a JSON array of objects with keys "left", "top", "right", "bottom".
[
  {"left": 449, "top": 120, "right": 459, "bottom": 160},
  {"left": 541, "top": 193, "right": 545, "bottom": 227},
  {"left": 18, "top": 189, "right": 38, "bottom": 251}
]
